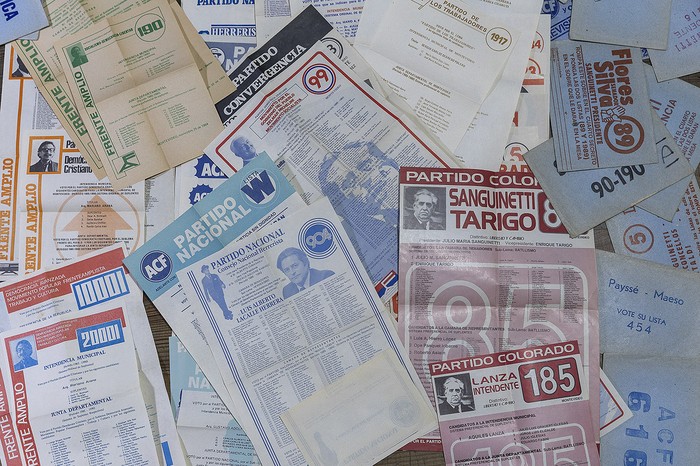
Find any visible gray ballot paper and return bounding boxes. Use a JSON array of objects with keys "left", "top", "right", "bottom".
[
  {"left": 525, "top": 115, "right": 691, "bottom": 237},
  {"left": 551, "top": 41, "right": 657, "bottom": 171}
]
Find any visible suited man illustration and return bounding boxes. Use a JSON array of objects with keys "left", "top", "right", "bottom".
[
  {"left": 13, "top": 340, "right": 38, "bottom": 371},
  {"left": 201, "top": 264, "right": 234, "bottom": 320},
  {"left": 403, "top": 188, "right": 445, "bottom": 230},
  {"left": 29, "top": 141, "right": 59, "bottom": 173},
  {"left": 277, "top": 247, "right": 334, "bottom": 299},
  {"left": 230, "top": 136, "right": 258, "bottom": 166},
  {"left": 437, "top": 376, "right": 475, "bottom": 415}
]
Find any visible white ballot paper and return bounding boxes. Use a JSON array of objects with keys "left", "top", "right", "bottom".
[
  {"left": 0, "top": 303, "right": 161, "bottom": 465},
  {"left": 256, "top": 0, "right": 364, "bottom": 43},
  {"left": 178, "top": 198, "right": 437, "bottom": 466},
  {"left": 450, "top": 0, "right": 542, "bottom": 170},
  {"left": 648, "top": 0, "right": 700, "bottom": 81},
  {"left": 524, "top": 117, "right": 692, "bottom": 237},
  {"left": 177, "top": 390, "right": 260, "bottom": 466},
  {"left": 606, "top": 177, "right": 700, "bottom": 271},
  {"left": 551, "top": 41, "right": 657, "bottom": 171},
  {"left": 182, "top": 0, "right": 256, "bottom": 38},
  {"left": 0, "top": 245, "right": 186, "bottom": 465},
  {"left": 601, "top": 355, "right": 700, "bottom": 465},
  {"left": 124, "top": 155, "right": 306, "bottom": 429},
  {"left": 570, "top": 0, "right": 672, "bottom": 50},
  {"left": 281, "top": 349, "right": 436, "bottom": 466},
  {"left": 205, "top": 44, "right": 456, "bottom": 290},
  {"left": 599, "top": 369, "right": 633, "bottom": 437},
  {"left": 596, "top": 250, "right": 700, "bottom": 357},
  {"left": 354, "top": 0, "right": 520, "bottom": 152}
]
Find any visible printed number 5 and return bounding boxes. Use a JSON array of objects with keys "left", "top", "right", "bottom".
[{"left": 628, "top": 232, "right": 646, "bottom": 245}]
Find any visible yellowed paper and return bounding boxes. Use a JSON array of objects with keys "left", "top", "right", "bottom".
[{"left": 55, "top": 0, "right": 223, "bottom": 189}]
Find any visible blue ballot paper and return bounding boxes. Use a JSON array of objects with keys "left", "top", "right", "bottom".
[
  {"left": 0, "top": 0, "right": 48, "bottom": 45},
  {"left": 601, "top": 355, "right": 699, "bottom": 465}
]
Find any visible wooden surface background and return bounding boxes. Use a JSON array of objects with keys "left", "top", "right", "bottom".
[{"left": 1, "top": 39, "right": 698, "bottom": 465}]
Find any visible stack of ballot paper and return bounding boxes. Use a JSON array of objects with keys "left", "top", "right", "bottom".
[{"left": 1, "top": 0, "right": 700, "bottom": 464}]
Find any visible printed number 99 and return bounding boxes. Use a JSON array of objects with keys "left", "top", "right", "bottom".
[
  {"left": 490, "top": 33, "right": 508, "bottom": 46},
  {"left": 137, "top": 19, "right": 163, "bottom": 37},
  {"left": 308, "top": 69, "right": 329, "bottom": 89}
]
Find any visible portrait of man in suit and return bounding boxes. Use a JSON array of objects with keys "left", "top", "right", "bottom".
[
  {"left": 276, "top": 247, "right": 334, "bottom": 299},
  {"left": 29, "top": 141, "right": 59, "bottom": 173},
  {"left": 230, "top": 136, "right": 259, "bottom": 166},
  {"left": 435, "top": 375, "right": 475, "bottom": 416},
  {"left": 13, "top": 339, "right": 38, "bottom": 371},
  {"left": 403, "top": 187, "right": 446, "bottom": 230}
]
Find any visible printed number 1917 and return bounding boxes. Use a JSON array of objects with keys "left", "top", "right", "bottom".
[{"left": 490, "top": 33, "right": 508, "bottom": 46}]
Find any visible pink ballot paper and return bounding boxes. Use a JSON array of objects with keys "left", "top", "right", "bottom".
[{"left": 430, "top": 342, "right": 600, "bottom": 466}]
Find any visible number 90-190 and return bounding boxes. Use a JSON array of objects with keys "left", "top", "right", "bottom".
[{"left": 519, "top": 357, "right": 582, "bottom": 403}]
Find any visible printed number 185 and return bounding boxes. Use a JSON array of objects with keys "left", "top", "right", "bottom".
[{"left": 519, "top": 358, "right": 582, "bottom": 403}]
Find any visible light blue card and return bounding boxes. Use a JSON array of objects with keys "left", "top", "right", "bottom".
[
  {"left": 168, "top": 335, "right": 212, "bottom": 418},
  {"left": 601, "top": 355, "right": 699, "bottom": 465},
  {"left": 597, "top": 250, "right": 700, "bottom": 357},
  {"left": 0, "top": 0, "right": 48, "bottom": 45},
  {"left": 124, "top": 153, "right": 298, "bottom": 300}
]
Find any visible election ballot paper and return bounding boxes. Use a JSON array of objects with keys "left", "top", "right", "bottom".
[
  {"left": 605, "top": 178, "right": 700, "bottom": 271},
  {"left": 449, "top": 0, "right": 542, "bottom": 171},
  {"left": 255, "top": 0, "right": 363, "bottom": 43},
  {"left": 0, "top": 0, "right": 48, "bottom": 46},
  {"left": 0, "top": 303, "right": 161, "bottom": 465},
  {"left": 524, "top": 118, "right": 692, "bottom": 237},
  {"left": 206, "top": 43, "right": 456, "bottom": 293},
  {"left": 281, "top": 349, "right": 436, "bottom": 466},
  {"left": 596, "top": 250, "right": 700, "bottom": 357},
  {"left": 0, "top": 245, "right": 186, "bottom": 465},
  {"left": 169, "top": 335, "right": 260, "bottom": 465},
  {"left": 124, "top": 155, "right": 306, "bottom": 422},
  {"left": 16, "top": 128, "right": 146, "bottom": 273},
  {"left": 182, "top": 0, "right": 256, "bottom": 39},
  {"left": 569, "top": 0, "right": 672, "bottom": 50},
  {"left": 429, "top": 342, "right": 600, "bottom": 466},
  {"left": 599, "top": 369, "right": 633, "bottom": 437},
  {"left": 550, "top": 41, "right": 657, "bottom": 171},
  {"left": 177, "top": 391, "right": 260, "bottom": 465},
  {"left": 177, "top": 198, "right": 437, "bottom": 465},
  {"left": 54, "top": 0, "right": 223, "bottom": 189},
  {"left": 354, "top": 0, "right": 520, "bottom": 153},
  {"left": 398, "top": 167, "right": 600, "bottom": 449},
  {"left": 648, "top": 0, "right": 700, "bottom": 81},
  {"left": 600, "top": 355, "right": 700, "bottom": 465}
]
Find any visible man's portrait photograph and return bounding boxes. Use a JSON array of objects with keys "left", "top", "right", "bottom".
[
  {"left": 434, "top": 374, "right": 475, "bottom": 416},
  {"left": 276, "top": 247, "right": 334, "bottom": 299},
  {"left": 403, "top": 186, "right": 446, "bottom": 231},
  {"left": 29, "top": 139, "right": 60, "bottom": 174},
  {"left": 12, "top": 337, "right": 39, "bottom": 372}
]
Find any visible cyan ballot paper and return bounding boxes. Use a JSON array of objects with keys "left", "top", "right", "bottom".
[
  {"left": 601, "top": 356, "right": 699, "bottom": 465},
  {"left": 0, "top": 0, "right": 48, "bottom": 45},
  {"left": 124, "top": 154, "right": 305, "bottom": 418},
  {"left": 430, "top": 342, "right": 599, "bottom": 466},
  {"left": 551, "top": 40, "right": 656, "bottom": 171},
  {"left": 597, "top": 250, "right": 700, "bottom": 357}
]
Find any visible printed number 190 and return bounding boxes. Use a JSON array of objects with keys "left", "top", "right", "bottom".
[
  {"left": 137, "top": 19, "right": 163, "bottom": 37},
  {"left": 519, "top": 358, "right": 581, "bottom": 403}
]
